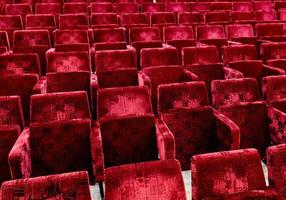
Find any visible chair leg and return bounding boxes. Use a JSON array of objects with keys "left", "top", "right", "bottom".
[{"left": 99, "top": 181, "right": 104, "bottom": 199}]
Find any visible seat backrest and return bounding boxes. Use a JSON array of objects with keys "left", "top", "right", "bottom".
[
  {"left": 253, "top": 1, "right": 273, "bottom": 12},
  {"left": 141, "top": 2, "right": 164, "bottom": 12},
  {"left": 196, "top": 25, "right": 225, "bottom": 40},
  {"left": 232, "top": 2, "right": 252, "bottom": 11},
  {"left": 178, "top": 12, "right": 205, "bottom": 25},
  {"left": 105, "top": 160, "right": 186, "bottom": 200},
  {"left": 256, "top": 23, "right": 284, "bottom": 37},
  {"left": 140, "top": 47, "right": 179, "bottom": 68},
  {"left": 35, "top": 3, "right": 61, "bottom": 14},
  {"left": 211, "top": 78, "right": 260, "bottom": 108},
  {"left": 129, "top": 27, "right": 161, "bottom": 42},
  {"left": 165, "top": 2, "right": 188, "bottom": 12},
  {"left": 189, "top": 2, "right": 209, "bottom": 12},
  {"left": 226, "top": 24, "right": 254, "bottom": 39},
  {"left": 182, "top": 46, "right": 219, "bottom": 66},
  {"left": 29, "top": 119, "right": 93, "bottom": 178},
  {"left": 163, "top": 26, "right": 194, "bottom": 41},
  {"left": 278, "top": 8, "right": 286, "bottom": 20},
  {"left": 262, "top": 75, "right": 286, "bottom": 101},
  {"left": 25, "top": 14, "right": 56, "bottom": 29},
  {"left": 222, "top": 44, "right": 258, "bottom": 64},
  {"left": 100, "top": 113, "right": 158, "bottom": 167},
  {"left": 255, "top": 11, "right": 277, "bottom": 21},
  {"left": 54, "top": 29, "right": 89, "bottom": 45},
  {"left": 91, "top": 13, "right": 118, "bottom": 26},
  {"left": 260, "top": 42, "right": 286, "bottom": 61},
  {"left": 90, "top": 3, "right": 114, "bottom": 13},
  {"left": 0, "top": 53, "right": 41, "bottom": 75},
  {"left": 46, "top": 51, "right": 91, "bottom": 72},
  {"left": 210, "top": 2, "right": 232, "bottom": 11},
  {"left": 121, "top": 13, "right": 148, "bottom": 26},
  {"left": 98, "top": 86, "right": 152, "bottom": 119},
  {"left": 0, "top": 31, "right": 10, "bottom": 50},
  {"left": 63, "top": 2, "right": 88, "bottom": 14},
  {"left": 114, "top": 3, "right": 139, "bottom": 13},
  {"left": 191, "top": 149, "right": 266, "bottom": 200},
  {"left": 59, "top": 14, "right": 88, "bottom": 29},
  {"left": 1, "top": 171, "right": 92, "bottom": 200},
  {"left": 30, "top": 91, "right": 91, "bottom": 123},
  {"left": 158, "top": 81, "right": 209, "bottom": 113},
  {"left": 151, "top": 12, "right": 176, "bottom": 25},
  {"left": 13, "top": 30, "right": 51, "bottom": 48},
  {"left": 0, "top": 15, "right": 23, "bottom": 29},
  {"left": 205, "top": 11, "right": 229, "bottom": 23},
  {"left": 5, "top": 4, "right": 32, "bottom": 16},
  {"left": 93, "top": 28, "right": 126, "bottom": 43},
  {"left": 231, "top": 11, "right": 254, "bottom": 21}
]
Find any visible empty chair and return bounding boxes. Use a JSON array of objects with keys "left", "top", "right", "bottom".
[
  {"left": 178, "top": 12, "right": 205, "bottom": 27},
  {"left": 151, "top": 12, "right": 176, "bottom": 37},
  {"left": 105, "top": 160, "right": 186, "bottom": 200},
  {"left": 254, "top": 10, "right": 277, "bottom": 22},
  {"left": 13, "top": 30, "right": 51, "bottom": 75},
  {"left": 113, "top": 3, "right": 139, "bottom": 13},
  {"left": 59, "top": 14, "right": 88, "bottom": 30},
  {"left": 1, "top": 171, "right": 92, "bottom": 199},
  {"left": 209, "top": 2, "right": 232, "bottom": 11},
  {"left": 205, "top": 11, "right": 230, "bottom": 25},
  {"left": 0, "top": 96, "right": 25, "bottom": 184},
  {"left": 189, "top": 2, "right": 209, "bottom": 12},
  {"left": 30, "top": 91, "right": 91, "bottom": 123},
  {"left": 226, "top": 24, "right": 257, "bottom": 45},
  {"left": 164, "top": 2, "right": 189, "bottom": 13},
  {"left": 91, "top": 13, "right": 119, "bottom": 29},
  {"left": 260, "top": 42, "right": 286, "bottom": 72},
  {"left": 232, "top": 1, "right": 252, "bottom": 11},
  {"left": 256, "top": 23, "right": 286, "bottom": 42},
  {"left": 93, "top": 28, "right": 128, "bottom": 51},
  {"left": 35, "top": 3, "right": 61, "bottom": 14},
  {"left": 158, "top": 81, "right": 209, "bottom": 114},
  {"left": 90, "top": 3, "right": 114, "bottom": 13},
  {"left": 0, "top": 16, "right": 23, "bottom": 49},
  {"left": 230, "top": 11, "right": 255, "bottom": 26},
  {"left": 163, "top": 26, "right": 195, "bottom": 62},
  {"left": 262, "top": 75, "right": 286, "bottom": 102},
  {"left": 141, "top": 2, "right": 164, "bottom": 13},
  {"left": 120, "top": 13, "right": 149, "bottom": 31},
  {"left": 97, "top": 86, "right": 152, "bottom": 120},
  {"left": 211, "top": 78, "right": 260, "bottom": 109},
  {"left": 0, "top": 31, "right": 10, "bottom": 52},
  {"left": 253, "top": 1, "right": 273, "bottom": 12},
  {"left": 192, "top": 149, "right": 278, "bottom": 200},
  {"left": 5, "top": 4, "right": 32, "bottom": 26},
  {"left": 63, "top": 2, "right": 88, "bottom": 14}
]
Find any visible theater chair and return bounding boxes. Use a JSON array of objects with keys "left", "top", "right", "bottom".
[
  {"left": 141, "top": 2, "right": 164, "bottom": 13},
  {"left": 254, "top": 10, "right": 278, "bottom": 23},
  {"left": 222, "top": 44, "right": 284, "bottom": 90},
  {"left": 210, "top": 2, "right": 232, "bottom": 11},
  {"left": 262, "top": 75, "right": 286, "bottom": 102},
  {"left": 163, "top": 26, "right": 196, "bottom": 63},
  {"left": 35, "top": 3, "right": 61, "bottom": 26},
  {"left": 189, "top": 2, "right": 209, "bottom": 12},
  {"left": 0, "top": 15, "right": 23, "bottom": 49},
  {"left": 90, "top": 3, "right": 114, "bottom": 13},
  {"left": 226, "top": 24, "right": 257, "bottom": 45},
  {"left": 164, "top": 2, "right": 189, "bottom": 13},
  {"left": 267, "top": 144, "right": 286, "bottom": 199},
  {"left": 97, "top": 86, "right": 152, "bottom": 120},
  {"left": 5, "top": 4, "right": 32, "bottom": 27},
  {"left": 1, "top": 171, "right": 92, "bottom": 199},
  {"left": 0, "top": 96, "right": 25, "bottom": 184},
  {"left": 253, "top": 1, "right": 273, "bottom": 12},
  {"left": 105, "top": 160, "right": 186, "bottom": 200},
  {"left": 178, "top": 12, "right": 205, "bottom": 29},
  {"left": 90, "top": 13, "right": 119, "bottom": 29},
  {"left": 192, "top": 149, "right": 278, "bottom": 200},
  {"left": 211, "top": 78, "right": 260, "bottom": 109},
  {"left": 13, "top": 30, "right": 51, "bottom": 75},
  {"left": 256, "top": 23, "right": 286, "bottom": 42},
  {"left": 260, "top": 42, "right": 286, "bottom": 73},
  {"left": 205, "top": 11, "right": 230, "bottom": 25},
  {"left": 157, "top": 81, "right": 210, "bottom": 114},
  {"left": 0, "top": 53, "right": 43, "bottom": 124},
  {"left": 151, "top": 12, "right": 176, "bottom": 38},
  {"left": 230, "top": 11, "right": 256, "bottom": 27},
  {"left": 63, "top": 2, "right": 88, "bottom": 14},
  {"left": 232, "top": 1, "right": 252, "bottom": 11},
  {"left": 113, "top": 3, "right": 140, "bottom": 14}
]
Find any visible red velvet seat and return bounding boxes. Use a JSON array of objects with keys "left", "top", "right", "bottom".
[
  {"left": 226, "top": 24, "right": 257, "bottom": 45},
  {"left": 63, "top": 2, "right": 88, "bottom": 14},
  {"left": 254, "top": 11, "right": 278, "bottom": 23},
  {"left": 205, "top": 11, "right": 230, "bottom": 25},
  {"left": 262, "top": 75, "right": 286, "bottom": 101},
  {"left": 113, "top": 3, "right": 139, "bottom": 13},
  {"left": 192, "top": 149, "right": 278, "bottom": 200},
  {"left": 41, "top": 0, "right": 63, "bottom": 4},
  {"left": 178, "top": 12, "right": 205, "bottom": 28},
  {"left": 274, "top": 1, "right": 286, "bottom": 11},
  {"left": 1, "top": 171, "right": 92, "bottom": 199},
  {"left": 211, "top": 78, "right": 260, "bottom": 109},
  {"left": 5, "top": 4, "right": 32, "bottom": 26},
  {"left": 164, "top": 2, "right": 189, "bottom": 13},
  {"left": 113, "top": 0, "right": 134, "bottom": 3},
  {"left": 232, "top": 1, "right": 252, "bottom": 11},
  {"left": 230, "top": 11, "right": 256, "bottom": 27},
  {"left": 209, "top": 2, "right": 232, "bottom": 11},
  {"left": 90, "top": 3, "right": 114, "bottom": 13},
  {"left": 91, "top": 13, "right": 119, "bottom": 29},
  {"left": 253, "top": 1, "right": 273, "bottom": 12},
  {"left": 35, "top": 2, "right": 61, "bottom": 15},
  {"left": 97, "top": 86, "right": 152, "bottom": 120},
  {"left": 0, "top": 96, "right": 25, "bottom": 184},
  {"left": 158, "top": 81, "right": 209, "bottom": 114},
  {"left": 141, "top": 2, "right": 164, "bottom": 13},
  {"left": 151, "top": 12, "right": 176, "bottom": 38},
  {"left": 189, "top": 2, "right": 209, "bottom": 12},
  {"left": 0, "top": 15, "right": 23, "bottom": 49},
  {"left": 13, "top": 30, "right": 51, "bottom": 75},
  {"left": 91, "top": 0, "right": 112, "bottom": 2},
  {"left": 59, "top": 14, "right": 89, "bottom": 30},
  {"left": 105, "top": 160, "right": 186, "bottom": 200}
]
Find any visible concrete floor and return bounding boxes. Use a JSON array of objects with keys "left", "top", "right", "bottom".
[{"left": 89, "top": 162, "right": 269, "bottom": 200}]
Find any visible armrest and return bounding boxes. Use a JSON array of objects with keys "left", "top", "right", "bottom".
[
  {"left": 263, "top": 64, "right": 285, "bottom": 76},
  {"left": 90, "top": 73, "right": 98, "bottom": 119},
  {"left": 268, "top": 106, "right": 286, "bottom": 144},
  {"left": 183, "top": 69, "right": 199, "bottom": 81},
  {"left": 33, "top": 76, "right": 47, "bottom": 94},
  {"left": 8, "top": 127, "right": 31, "bottom": 179},
  {"left": 46, "top": 48, "right": 55, "bottom": 55},
  {"left": 162, "top": 43, "right": 174, "bottom": 48},
  {"left": 138, "top": 70, "right": 151, "bottom": 91},
  {"left": 155, "top": 118, "right": 175, "bottom": 160},
  {"left": 227, "top": 40, "right": 242, "bottom": 45},
  {"left": 224, "top": 67, "right": 244, "bottom": 79},
  {"left": 213, "top": 108, "right": 240, "bottom": 150},
  {"left": 90, "top": 121, "right": 105, "bottom": 182},
  {"left": 245, "top": 189, "right": 278, "bottom": 199}
]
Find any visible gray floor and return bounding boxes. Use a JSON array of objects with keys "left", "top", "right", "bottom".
[{"left": 89, "top": 162, "right": 268, "bottom": 200}]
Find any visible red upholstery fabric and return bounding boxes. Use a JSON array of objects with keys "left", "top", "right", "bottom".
[
  {"left": 63, "top": 2, "right": 88, "bottom": 14},
  {"left": 253, "top": 1, "right": 273, "bottom": 12},
  {"left": 0, "top": 31, "right": 10, "bottom": 50},
  {"left": 113, "top": 3, "right": 139, "bottom": 13},
  {"left": 105, "top": 160, "right": 186, "bottom": 200},
  {"left": 120, "top": 13, "right": 149, "bottom": 28},
  {"left": 211, "top": 78, "right": 260, "bottom": 109},
  {"left": 218, "top": 102, "right": 270, "bottom": 155},
  {"left": 97, "top": 86, "right": 152, "bottom": 119},
  {"left": 25, "top": 14, "right": 56, "bottom": 33},
  {"left": 178, "top": 12, "right": 205, "bottom": 26},
  {"left": 255, "top": 11, "right": 277, "bottom": 23},
  {"left": 5, "top": 4, "right": 32, "bottom": 20},
  {"left": 225, "top": 24, "right": 256, "bottom": 44},
  {"left": 1, "top": 171, "right": 92, "bottom": 199},
  {"left": 151, "top": 12, "right": 176, "bottom": 36},
  {"left": 205, "top": 11, "right": 230, "bottom": 24},
  {"left": 30, "top": 91, "right": 91, "bottom": 123},
  {"left": 90, "top": 3, "right": 114, "bottom": 13},
  {"left": 158, "top": 81, "right": 209, "bottom": 113},
  {"left": 35, "top": 3, "right": 61, "bottom": 14},
  {"left": 182, "top": 46, "right": 219, "bottom": 66},
  {"left": 230, "top": 11, "right": 255, "bottom": 25},
  {"left": 261, "top": 42, "right": 286, "bottom": 72},
  {"left": 165, "top": 2, "right": 188, "bottom": 13},
  {"left": 232, "top": 2, "right": 252, "bottom": 11},
  {"left": 141, "top": 2, "right": 164, "bottom": 13},
  {"left": 189, "top": 2, "right": 209, "bottom": 12},
  {"left": 191, "top": 149, "right": 273, "bottom": 200},
  {"left": 262, "top": 75, "right": 286, "bottom": 101},
  {"left": 255, "top": 23, "right": 286, "bottom": 42},
  {"left": 0, "top": 53, "right": 41, "bottom": 75},
  {"left": 59, "top": 14, "right": 88, "bottom": 29},
  {"left": 210, "top": 2, "right": 232, "bottom": 11},
  {"left": 91, "top": 13, "right": 119, "bottom": 29}
]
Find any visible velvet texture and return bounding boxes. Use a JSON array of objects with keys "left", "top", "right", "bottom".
[
  {"left": 97, "top": 86, "right": 152, "bottom": 120},
  {"left": 192, "top": 149, "right": 277, "bottom": 200},
  {"left": 263, "top": 75, "right": 286, "bottom": 102},
  {"left": 63, "top": 3, "right": 88, "bottom": 14},
  {"left": 255, "top": 23, "right": 286, "bottom": 42},
  {"left": 25, "top": 14, "right": 56, "bottom": 35},
  {"left": 90, "top": 4, "right": 114, "bottom": 14},
  {"left": 113, "top": 3, "right": 139, "bottom": 14},
  {"left": 225, "top": 24, "right": 257, "bottom": 44},
  {"left": 91, "top": 13, "right": 119, "bottom": 29},
  {"left": 165, "top": 2, "right": 188, "bottom": 13},
  {"left": 261, "top": 42, "right": 286, "bottom": 72},
  {"left": 1, "top": 171, "right": 92, "bottom": 199},
  {"left": 59, "top": 14, "right": 88, "bottom": 29},
  {"left": 178, "top": 12, "right": 205, "bottom": 26},
  {"left": 222, "top": 45, "right": 258, "bottom": 65},
  {"left": 211, "top": 78, "right": 260, "bottom": 109},
  {"left": 151, "top": 12, "right": 176, "bottom": 37},
  {"left": 105, "top": 160, "right": 186, "bottom": 200}
]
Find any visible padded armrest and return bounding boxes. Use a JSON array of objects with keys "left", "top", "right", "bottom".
[
  {"left": 33, "top": 76, "right": 47, "bottom": 94},
  {"left": 138, "top": 70, "right": 151, "bottom": 90},
  {"left": 227, "top": 40, "right": 242, "bottom": 45},
  {"left": 224, "top": 67, "right": 244, "bottom": 79},
  {"left": 8, "top": 127, "right": 31, "bottom": 179},
  {"left": 90, "top": 121, "right": 105, "bottom": 182},
  {"left": 183, "top": 69, "right": 199, "bottom": 80},
  {"left": 90, "top": 73, "right": 98, "bottom": 119},
  {"left": 155, "top": 118, "right": 175, "bottom": 160},
  {"left": 213, "top": 108, "right": 240, "bottom": 150},
  {"left": 268, "top": 106, "right": 286, "bottom": 144},
  {"left": 263, "top": 64, "right": 285, "bottom": 76}
]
